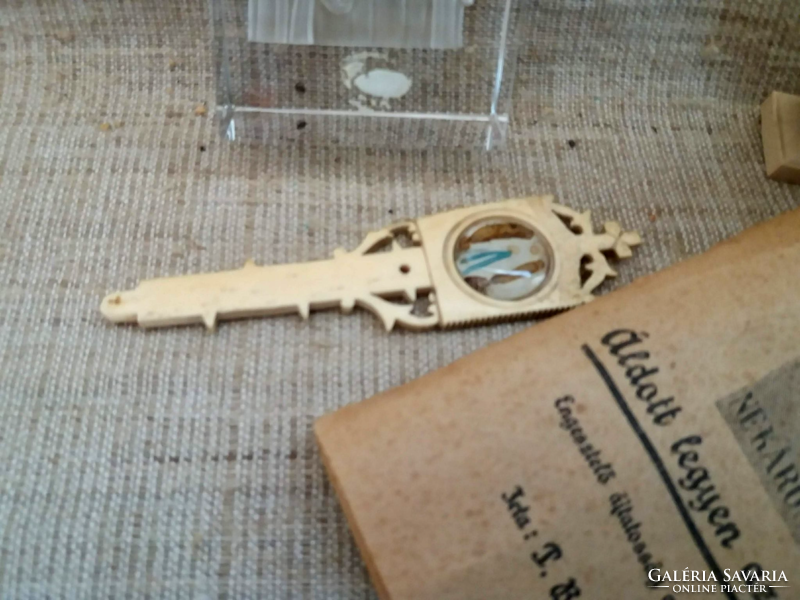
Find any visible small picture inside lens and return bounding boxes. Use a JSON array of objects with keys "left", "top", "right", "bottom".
[{"left": 454, "top": 219, "right": 551, "bottom": 301}]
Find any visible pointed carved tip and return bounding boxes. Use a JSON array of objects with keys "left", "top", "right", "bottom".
[
  {"left": 604, "top": 221, "right": 622, "bottom": 236},
  {"left": 202, "top": 312, "right": 217, "bottom": 331},
  {"left": 340, "top": 298, "right": 355, "bottom": 314},
  {"left": 243, "top": 258, "right": 256, "bottom": 268},
  {"left": 572, "top": 210, "right": 593, "bottom": 234},
  {"left": 625, "top": 231, "right": 643, "bottom": 246},
  {"left": 298, "top": 304, "right": 310, "bottom": 320},
  {"left": 601, "top": 221, "right": 643, "bottom": 259}
]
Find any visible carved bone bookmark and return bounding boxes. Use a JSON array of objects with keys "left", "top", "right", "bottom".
[{"left": 100, "top": 196, "right": 642, "bottom": 332}]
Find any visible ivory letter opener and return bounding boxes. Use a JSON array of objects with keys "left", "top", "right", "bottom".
[{"left": 101, "top": 197, "right": 641, "bottom": 332}]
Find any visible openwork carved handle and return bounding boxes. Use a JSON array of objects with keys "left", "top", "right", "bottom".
[
  {"left": 550, "top": 204, "right": 642, "bottom": 296},
  {"left": 100, "top": 198, "right": 641, "bottom": 332},
  {"left": 334, "top": 221, "right": 438, "bottom": 331}
]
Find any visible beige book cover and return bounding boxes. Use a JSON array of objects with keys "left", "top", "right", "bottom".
[{"left": 316, "top": 208, "right": 800, "bottom": 600}]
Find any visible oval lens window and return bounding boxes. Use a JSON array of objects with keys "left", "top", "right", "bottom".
[{"left": 454, "top": 219, "right": 551, "bottom": 301}]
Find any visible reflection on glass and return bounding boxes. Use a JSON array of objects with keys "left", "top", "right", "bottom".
[{"left": 454, "top": 219, "right": 550, "bottom": 301}]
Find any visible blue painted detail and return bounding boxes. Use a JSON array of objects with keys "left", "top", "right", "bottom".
[{"left": 460, "top": 250, "right": 513, "bottom": 275}]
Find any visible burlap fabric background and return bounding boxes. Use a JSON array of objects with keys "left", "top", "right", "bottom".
[{"left": 1, "top": 1, "right": 799, "bottom": 598}]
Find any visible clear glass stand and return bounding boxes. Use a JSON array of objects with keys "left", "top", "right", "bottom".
[{"left": 212, "top": 0, "right": 526, "bottom": 150}]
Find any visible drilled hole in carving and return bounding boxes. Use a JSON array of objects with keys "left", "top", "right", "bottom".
[
  {"left": 376, "top": 289, "right": 434, "bottom": 313},
  {"left": 363, "top": 226, "right": 417, "bottom": 254},
  {"left": 557, "top": 212, "right": 583, "bottom": 234},
  {"left": 366, "top": 238, "right": 392, "bottom": 254},
  {"left": 399, "top": 265, "right": 410, "bottom": 274},
  {"left": 392, "top": 229, "right": 415, "bottom": 248},
  {"left": 376, "top": 292, "right": 406, "bottom": 303},
  {"left": 411, "top": 295, "right": 435, "bottom": 317},
  {"left": 579, "top": 255, "right": 593, "bottom": 286}
]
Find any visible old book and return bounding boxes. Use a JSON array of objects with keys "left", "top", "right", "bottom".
[{"left": 316, "top": 208, "right": 800, "bottom": 599}]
